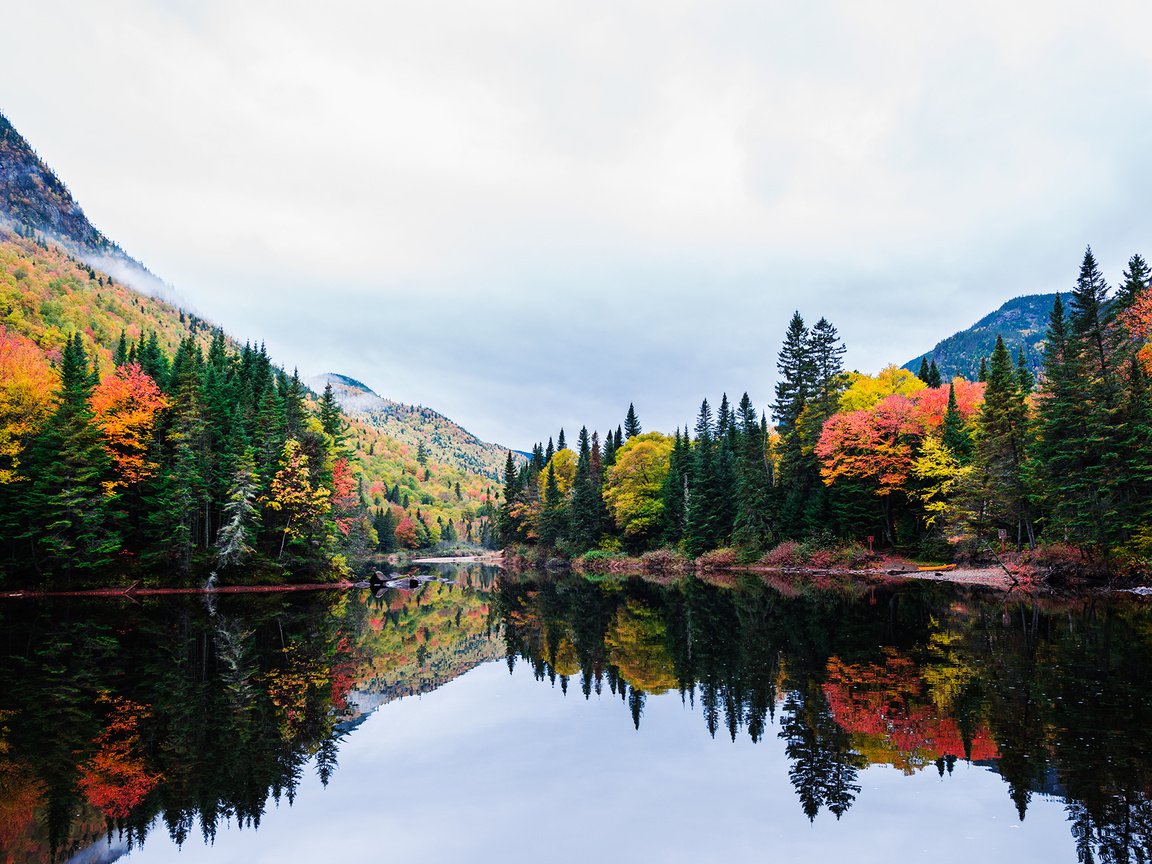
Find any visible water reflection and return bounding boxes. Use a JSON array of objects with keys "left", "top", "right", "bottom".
[
  {"left": 491, "top": 572, "right": 1152, "bottom": 858},
  {"left": 0, "top": 568, "right": 1150, "bottom": 863}
]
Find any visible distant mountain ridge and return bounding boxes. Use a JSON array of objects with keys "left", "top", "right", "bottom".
[
  {"left": 312, "top": 372, "right": 521, "bottom": 480},
  {"left": 904, "top": 293, "right": 1058, "bottom": 380}
]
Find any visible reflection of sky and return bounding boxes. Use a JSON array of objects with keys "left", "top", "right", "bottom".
[{"left": 124, "top": 661, "right": 1074, "bottom": 864}]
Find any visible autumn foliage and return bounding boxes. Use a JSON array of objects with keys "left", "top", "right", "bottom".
[
  {"left": 89, "top": 362, "right": 169, "bottom": 492},
  {"left": 0, "top": 327, "right": 57, "bottom": 483},
  {"left": 77, "top": 694, "right": 163, "bottom": 820}
]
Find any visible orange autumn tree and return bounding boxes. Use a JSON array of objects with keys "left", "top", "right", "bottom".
[
  {"left": 0, "top": 328, "right": 58, "bottom": 484},
  {"left": 89, "top": 362, "right": 170, "bottom": 493},
  {"left": 77, "top": 694, "right": 163, "bottom": 821},
  {"left": 816, "top": 394, "right": 922, "bottom": 542}
]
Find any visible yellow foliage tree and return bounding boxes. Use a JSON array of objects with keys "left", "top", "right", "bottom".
[
  {"left": 840, "top": 364, "right": 927, "bottom": 412},
  {"left": 0, "top": 328, "right": 58, "bottom": 483},
  {"left": 541, "top": 447, "right": 578, "bottom": 496},
  {"left": 603, "top": 432, "right": 673, "bottom": 540}
]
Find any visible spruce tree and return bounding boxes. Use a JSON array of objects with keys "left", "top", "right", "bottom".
[
  {"left": 1113, "top": 252, "right": 1150, "bottom": 315},
  {"left": 927, "top": 359, "right": 942, "bottom": 389},
  {"left": 569, "top": 426, "right": 600, "bottom": 550},
  {"left": 539, "top": 463, "right": 565, "bottom": 546},
  {"left": 971, "top": 336, "right": 1033, "bottom": 547},
  {"left": 917, "top": 357, "right": 931, "bottom": 384},
  {"left": 318, "top": 383, "right": 345, "bottom": 441},
  {"left": 114, "top": 330, "right": 129, "bottom": 367},
  {"left": 624, "top": 403, "right": 641, "bottom": 439},
  {"left": 24, "top": 334, "right": 119, "bottom": 577},
  {"left": 660, "top": 428, "right": 688, "bottom": 545},
  {"left": 557, "top": 428, "right": 567, "bottom": 451},
  {"left": 941, "top": 382, "right": 972, "bottom": 464},
  {"left": 732, "top": 392, "right": 776, "bottom": 551}
]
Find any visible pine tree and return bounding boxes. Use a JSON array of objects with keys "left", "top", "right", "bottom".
[
  {"left": 114, "top": 330, "right": 129, "bottom": 368},
  {"left": 927, "top": 359, "right": 942, "bottom": 389},
  {"left": 773, "top": 312, "right": 811, "bottom": 435},
  {"left": 539, "top": 463, "right": 565, "bottom": 546},
  {"left": 498, "top": 451, "right": 520, "bottom": 543},
  {"left": 1015, "top": 347, "right": 1034, "bottom": 395},
  {"left": 624, "top": 403, "right": 641, "bottom": 439},
  {"left": 569, "top": 426, "right": 600, "bottom": 551},
  {"left": 732, "top": 392, "right": 776, "bottom": 551},
  {"left": 557, "top": 428, "right": 567, "bottom": 451},
  {"left": 215, "top": 448, "right": 260, "bottom": 569},
  {"left": 978, "top": 357, "right": 988, "bottom": 383},
  {"left": 660, "top": 428, "right": 688, "bottom": 545},
  {"left": 24, "top": 334, "right": 119, "bottom": 577},
  {"left": 941, "top": 382, "right": 972, "bottom": 464},
  {"left": 970, "top": 336, "right": 1034, "bottom": 548},
  {"left": 917, "top": 357, "right": 931, "bottom": 384},
  {"left": 1113, "top": 252, "right": 1150, "bottom": 315},
  {"left": 318, "top": 383, "right": 346, "bottom": 441}
]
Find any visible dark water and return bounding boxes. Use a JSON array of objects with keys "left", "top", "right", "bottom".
[{"left": 1, "top": 567, "right": 1150, "bottom": 863}]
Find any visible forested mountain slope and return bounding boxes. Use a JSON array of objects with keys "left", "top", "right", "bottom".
[
  {"left": 904, "top": 293, "right": 1057, "bottom": 380},
  {"left": 312, "top": 372, "right": 520, "bottom": 481}
]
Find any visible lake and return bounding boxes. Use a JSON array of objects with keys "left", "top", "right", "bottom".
[{"left": 1, "top": 566, "right": 1148, "bottom": 863}]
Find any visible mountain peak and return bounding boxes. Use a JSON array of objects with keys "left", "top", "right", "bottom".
[
  {"left": 0, "top": 110, "right": 172, "bottom": 300},
  {"left": 312, "top": 371, "right": 378, "bottom": 397},
  {"left": 905, "top": 292, "right": 1056, "bottom": 380},
  {"left": 309, "top": 372, "right": 521, "bottom": 480}
]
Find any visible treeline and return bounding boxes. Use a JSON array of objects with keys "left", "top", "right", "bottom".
[
  {"left": 0, "top": 326, "right": 377, "bottom": 585},
  {"left": 501, "top": 248, "right": 1152, "bottom": 571}
]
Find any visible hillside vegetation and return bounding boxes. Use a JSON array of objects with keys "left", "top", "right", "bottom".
[
  {"left": 904, "top": 294, "right": 1056, "bottom": 380},
  {"left": 313, "top": 372, "right": 519, "bottom": 481}
]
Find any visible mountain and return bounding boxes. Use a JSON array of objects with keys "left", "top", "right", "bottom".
[
  {"left": 0, "top": 111, "right": 170, "bottom": 299},
  {"left": 312, "top": 372, "right": 522, "bottom": 481},
  {"left": 904, "top": 293, "right": 1058, "bottom": 380}
]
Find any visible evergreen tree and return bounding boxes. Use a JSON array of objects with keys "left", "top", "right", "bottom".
[
  {"left": 1113, "top": 252, "right": 1150, "bottom": 315},
  {"left": 569, "top": 426, "right": 600, "bottom": 550},
  {"left": 970, "top": 336, "right": 1034, "bottom": 548},
  {"left": 318, "top": 383, "right": 346, "bottom": 441},
  {"left": 978, "top": 357, "right": 988, "bottom": 383},
  {"left": 215, "top": 448, "right": 260, "bottom": 569},
  {"left": 941, "top": 382, "right": 972, "bottom": 464},
  {"left": 539, "top": 463, "right": 565, "bottom": 546},
  {"left": 24, "top": 334, "right": 119, "bottom": 577},
  {"left": 660, "top": 428, "right": 688, "bottom": 545},
  {"left": 624, "top": 403, "right": 641, "bottom": 439},
  {"left": 732, "top": 393, "right": 776, "bottom": 551},
  {"left": 917, "top": 357, "right": 931, "bottom": 384},
  {"left": 557, "top": 428, "right": 567, "bottom": 451},
  {"left": 113, "top": 330, "right": 129, "bottom": 368},
  {"left": 927, "top": 359, "right": 942, "bottom": 388}
]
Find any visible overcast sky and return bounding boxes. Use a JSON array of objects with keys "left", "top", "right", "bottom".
[{"left": 3, "top": 0, "right": 1151, "bottom": 448}]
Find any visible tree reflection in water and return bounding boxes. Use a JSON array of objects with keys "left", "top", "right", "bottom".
[
  {"left": 1, "top": 569, "right": 1151, "bottom": 863},
  {"left": 493, "top": 571, "right": 1152, "bottom": 857}
]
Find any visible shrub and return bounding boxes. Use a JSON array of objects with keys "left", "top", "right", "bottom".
[
  {"left": 640, "top": 548, "right": 689, "bottom": 574},
  {"left": 806, "top": 549, "right": 835, "bottom": 569},
  {"left": 697, "top": 547, "right": 739, "bottom": 570},
  {"left": 761, "top": 541, "right": 804, "bottom": 567}
]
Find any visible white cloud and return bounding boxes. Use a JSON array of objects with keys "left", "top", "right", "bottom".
[{"left": 3, "top": 0, "right": 1151, "bottom": 445}]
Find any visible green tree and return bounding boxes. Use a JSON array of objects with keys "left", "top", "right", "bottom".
[{"left": 624, "top": 403, "right": 641, "bottom": 439}]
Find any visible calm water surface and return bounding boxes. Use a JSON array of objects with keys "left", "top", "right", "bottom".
[{"left": 1, "top": 566, "right": 1149, "bottom": 863}]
